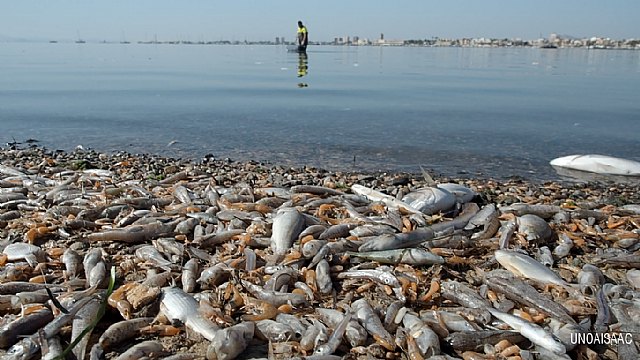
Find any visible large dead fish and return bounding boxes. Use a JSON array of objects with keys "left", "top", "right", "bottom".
[{"left": 550, "top": 154, "right": 640, "bottom": 176}]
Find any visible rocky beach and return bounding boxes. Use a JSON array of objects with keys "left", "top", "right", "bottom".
[{"left": 1, "top": 145, "right": 639, "bottom": 360}]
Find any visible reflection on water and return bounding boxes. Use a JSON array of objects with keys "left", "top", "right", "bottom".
[{"left": 297, "top": 51, "right": 308, "bottom": 87}]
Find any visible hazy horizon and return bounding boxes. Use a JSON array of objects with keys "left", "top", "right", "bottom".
[{"left": 1, "top": 1, "right": 638, "bottom": 43}]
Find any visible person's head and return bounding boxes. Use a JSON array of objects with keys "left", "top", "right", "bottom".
[{"left": 298, "top": 21, "right": 304, "bottom": 28}]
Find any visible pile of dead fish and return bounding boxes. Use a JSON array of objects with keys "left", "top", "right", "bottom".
[{"left": 1, "top": 146, "right": 639, "bottom": 360}]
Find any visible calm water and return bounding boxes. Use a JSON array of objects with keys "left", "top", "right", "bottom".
[{"left": 1, "top": 43, "right": 639, "bottom": 180}]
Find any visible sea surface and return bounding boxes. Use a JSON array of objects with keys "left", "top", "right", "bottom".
[{"left": 1, "top": 42, "right": 639, "bottom": 181}]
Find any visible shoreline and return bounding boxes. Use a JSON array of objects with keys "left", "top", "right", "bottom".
[{"left": 3, "top": 144, "right": 640, "bottom": 194}]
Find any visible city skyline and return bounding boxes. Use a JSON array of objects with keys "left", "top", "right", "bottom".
[{"left": 1, "top": 1, "right": 639, "bottom": 43}]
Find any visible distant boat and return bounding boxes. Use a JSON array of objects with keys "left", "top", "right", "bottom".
[
  {"left": 75, "top": 30, "right": 85, "bottom": 44},
  {"left": 49, "top": 40, "right": 58, "bottom": 44},
  {"left": 540, "top": 44, "right": 557, "bottom": 49}
]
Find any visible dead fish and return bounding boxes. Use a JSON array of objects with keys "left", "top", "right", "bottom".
[
  {"left": 241, "top": 280, "right": 307, "bottom": 307},
  {"left": 255, "top": 319, "right": 295, "bottom": 342},
  {"left": 160, "top": 287, "right": 219, "bottom": 341},
  {"left": 352, "top": 298, "right": 395, "bottom": 350},
  {"left": 402, "top": 312, "right": 440, "bottom": 357},
  {"left": 627, "top": 269, "right": 640, "bottom": 290},
  {"left": 62, "top": 248, "right": 82, "bottom": 279},
  {"left": 207, "top": 322, "right": 255, "bottom": 360},
  {"left": 316, "top": 259, "right": 333, "bottom": 295},
  {"left": 445, "top": 330, "right": 526, "bottom": 352},
  {"left": 316, "top": 308, "right": 367, "bottom": 347},
  {"left": 483, "top": 271, "right": 575, "bottom": 324},
  {"left": 182, "top": 258, "right": 199, "bottom": 293},
  {"left": 351, "top": 184, "right": 423, "bottom": 216},
  {"left": 487, "top": 307, "right": 566, "bottom": 355},
  {"left": 494, "top": 249, "right": 567, "bottom": 286},
  {"left": 115, "top": 340, "right": 165, "bottom": 360},
  {"left": 314, "top": 310, "right": 351, "bottom": 355},
  {"left": 135, "top": 245, "right": 174, "bottom": 271},
  {"left": 437, "top": 183, "right": 477, "bottom": 203},
  {"left": 71, "top": 296, "right": 101, "bottom": 360},
  {"left": 86, "top": 222, "right": 175, "bottom": 243},
  {"left": 2, "top": 243, "right": 46, "bottom": 267},
  {"left": 517, "top": 214, "right": 554, "bottom": 243},
  {"left": 465, "top": 204, "right": 500, "bottom": 240},
  {"left": 499, "top": 203, "right": 562, "bottom": 219},
  {"left": 0, "top": 307, "right": 54, "bottom": 348},
  {"left": 346, "top": 248, "right": 444, "bottom": 266},
  {"left": 291, "top": 185, "right": 344, "bottom": 196},
  {"left": 402, "top": 187, "right": 456, "bottom": 215},
  {"left": 270, "top": 207, "right": 305, "bottom": 255},
  {"left": 576, "top": 264, "right": 605, "bottom": 295}
]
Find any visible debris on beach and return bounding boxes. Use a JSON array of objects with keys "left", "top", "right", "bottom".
[{"left": 1, "top": 146, "right": 639, "bottom": 360}]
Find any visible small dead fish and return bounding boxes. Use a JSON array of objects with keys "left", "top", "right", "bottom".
[
  {"left": 627, "top": 269, "right": 640, "bottom": 290},
  {"left": 319, "top": 223, "right": 358, "bottom": 240},
  {"left": 346, "top": 248, "right": 444, "bottom": 266},
  {"left": 255, "top": 319, "right": 295, "bottom": 342},
  {"left": 300, "top": 320, "right": 322, "bottom": 352},
  {"left": 115, "top": 340, "right": 164, "bottom": 360},
  {"left": 160, "top": 287, "right": 219, "bottom": 341},
  {"left": 96, "top": 317, "right": 154, "bottom": 351},
  {"left": 241, "top": 280, "right": 307, "bottom": 307},
  {"left": 486, "top": 307, "right": 566, "bottom": 355},
  {"left": 291, "top": 185, "right": 344, "bottom": 196},
  {"left": 316, "top": 259, "right": 333, "bottom": 295},
  {"left": 86, "top": 222, "right": 175, "bottom": 243},
  {"left": 465, "top": 204, "right": 500, "bottom": 240},
  {"left": 182, "top": 258, "right": 199, "bottom": 293},
  {"left": 302, "top": 239, "right": 328, "bottom": 258},
  {"left": 440, "top": 280, "right": 491, "bottom": 311},
  {"left": 270, "top": 207, "right": 305, "bottom": 255},
  {"left": 315, "top": 310, "right": 351, "bottom": 355},
  {"left": 337, "top": 269, "right": 400, "bottom": 288},
  {"left": 402, "top": 187, "right": 456, "bottom": 215},
  {"left": 351, "top": 184, "right": 424, "bottom": 216},
  {"left": 445, "top": 330, "right": 526, "bottom": 352},
  {"left": 316, "top": 308, "right": 367, "bottom": 347},
  {"left": 517, "top": 214, "right": 554, "bottom": 243},
  {"left": 437, "top": 183, "right": 477, "bottom": 203},
  {"left": 483, "top": 271, "right": 575, "bottom": 325},
  {"left": 71, "top": 296, "right": 101, "bottom": 360},
  {"left": 402, "top": 312, "right": 440, "bottom": 357},
  {"left": 135, "top": 245, "right": 174, "bottom": 271},
  {"left": 0, "top": 307, "right": 54, "bottom": 348},
  {"left": 207, "top": 321, "right": 255, "bottom": 360},
  {"left": 499, "top": 203, "right": 562, "bottom": 219},
  {"left": 553, "top": 233, "right": 574, "bottom": 259},
  {"left": 352, "top": 298, "right": 395, "bottom": 350},
  {"left": 2, "top": 243, "right": 46, "bottom": 267},
  {"left": 62, "top": 248, "right": 82, "bottom": 280},
  {"left": 494, "top": 249, "right": 567, "bottom": 286}
]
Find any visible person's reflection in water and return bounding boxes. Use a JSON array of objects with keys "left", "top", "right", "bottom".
[{"left": 297, "top": 52, "right": 308, "bottom": 88}]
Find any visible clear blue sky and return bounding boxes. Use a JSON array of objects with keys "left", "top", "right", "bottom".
[{"left": 1, "top": 0, "right": 638, "bottom": 42}]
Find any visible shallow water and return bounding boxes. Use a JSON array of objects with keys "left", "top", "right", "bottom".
[{"left": 1, "top": 43, "right": 639, "bottom": 180}]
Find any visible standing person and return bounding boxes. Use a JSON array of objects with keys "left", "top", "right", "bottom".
[{"left": 297, "top": 21, "right": 308, "bottom": 51}]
